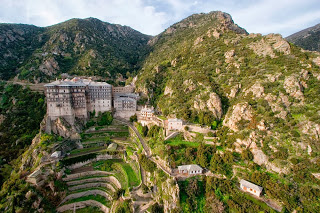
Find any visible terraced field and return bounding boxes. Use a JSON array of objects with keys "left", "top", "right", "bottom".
[{"left": 57, "top": 121, "right": 143, "bottom": 212}]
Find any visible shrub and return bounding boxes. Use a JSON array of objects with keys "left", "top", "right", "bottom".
[
  {"left": 97, "top": 111, "right": 113, "bottom": 126},
  {"left": 241, "top": 149, "right": 254, "bottom": 161},
  {"left": 130, "top": 114, "right": 138, "bottom": 122},
  {"left": 138, "top": 154, "right": 157, "bottom": 172}
]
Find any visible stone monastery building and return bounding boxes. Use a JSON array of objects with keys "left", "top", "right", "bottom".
[{"left": 44, "top": 78, "right": 136, "bottom": 124}]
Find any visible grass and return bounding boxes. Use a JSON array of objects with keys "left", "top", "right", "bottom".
[
  {"left": 67, "top": 187, "right": 113, "bottom": 196},
  {"left": 82, "top": 131, "right": 129, "bottom": 138},
  {"left": 65, "top": 206, "right": 103, "bottom": 213},
  {"left": 165, "top": 136, "right": 200, "bottom": 147},
  {"left": 63, "top": 194, "right": 111, "bottom": 207},
  {"left": 292, "top": 113, "right": 306, "bottom": 122},
  {"left": 121, "top": 162, "right": 140, "bottom": 187},
  {"left": 93, "top": 159, "right": 122, "bottom": 171},
  {"left": 82, "top": 137, "right": 111, "bottom": 143},
  {"left": 67, "top": 175, "right": 111, "bottom": 183},
  {"left": 126, "top": 147, "right": 134, "bottom": 157},
  {"left": 70, "top": 147, "right": 106, "bottom": 154},
  {"left": 157, "top": 115, "right": 167, "bottom": 120},
  {"left": 243, "top": 193, "right": 276, "bottom": 212}
]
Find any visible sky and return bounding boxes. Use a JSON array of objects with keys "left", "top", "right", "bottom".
[{"left": 0, "top": 0, "right": 320, "bottom": 37}]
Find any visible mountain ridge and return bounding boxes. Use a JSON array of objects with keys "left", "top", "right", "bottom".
[
  {"left": 0, "top": 17, "right": 152, "bottom": 83},
  {"left": 286, "top": 23, "right": 320, "bottom": 51},
  {"left": 0, "top": 11, "right": 320, "bottom": 213}
]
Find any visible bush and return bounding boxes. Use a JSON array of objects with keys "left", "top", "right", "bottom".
[
  {"left": 130, "top": 114, "right": 138, "bottom": 122},
  {"left": 241, "top": 149, "right": 254, "bottom": 161},
  {"left": 138, "top": 154, "right": 157, "bottom": 172},
  {"left": 274, "top": 147, "right": 288, "bottom": 160},
  {"left": 97, "top": 111, "right": 113, "bottom": 126},
  {"left": 61, "top": 153, "right": 97, "bottom": 166}
]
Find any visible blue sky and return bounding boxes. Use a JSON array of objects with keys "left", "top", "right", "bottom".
[{"left": 0, "top": 0, "right": 319, "bottom": 36}]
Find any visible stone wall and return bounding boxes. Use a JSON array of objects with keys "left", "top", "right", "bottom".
[
  {"left": 62, "top": 171, "right": 113, "bottom": 181},
  {"left": 69, "top": 182, "right": 116, "bottom": 192},
  {"left": 66, "top": 154, "right": 117, "bottom": 170},
  {"left": 60, "top": 190, "right": 112, "bottom": 205},
  {"left": 66, "top": 176, "right": 121, "bottom": 189},
  {"left": 57, "top": 200, "right": 109, "bottom": 213}
]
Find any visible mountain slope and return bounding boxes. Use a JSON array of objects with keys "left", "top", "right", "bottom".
[
  {"left": 0, "top": 18, "right": 151, "bottom": 82},
  {"left": 286, "top": 23, "right": 320, "bottom": 51},
  {"left": 136, "top": 11, "right": 320, "bottom": 212}
]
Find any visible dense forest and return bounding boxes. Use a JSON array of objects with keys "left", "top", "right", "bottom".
[{"left": 0, "top": 83, "right": 46, "bottom": 186}]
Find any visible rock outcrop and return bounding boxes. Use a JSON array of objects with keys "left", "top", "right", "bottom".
[
  {"left": 223, "top": 103, "right": 253, "bottom": 131},
  {"left": 249, "top": 34, "right": 291, "bottom": 58},
  {"left": 283, "top": 75, "right": 304, "bottom": 101},
  {"left": 206, "top": 92, "right": 223, "bottom": 120}
]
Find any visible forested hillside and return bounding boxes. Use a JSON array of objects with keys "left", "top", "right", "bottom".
[
  {"left": 136, "top": 11, "right": 320, "bottom": 212},
  {"left": 0, "top": 18, "right": 151, "bottom": 83},
  {"left": 0, "top": 83, "right": 46, "bottom": 186}
]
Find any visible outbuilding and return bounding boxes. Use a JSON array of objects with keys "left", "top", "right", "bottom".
[
  {"left": 50, "top": 151, "right": 62, "bottom": 159},
  {"left": 167, "top": 118, "right": 183, "bottom": 131},
  {"left": 240, "top": 179, "right": 263, "bottom": 197},
  {"left": 178, "top": 164, "right": 203, "bottom": 175}
]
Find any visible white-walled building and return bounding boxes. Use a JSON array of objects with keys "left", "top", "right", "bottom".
[
  {"left": 240, "top": 179, "right": 263, "bottom": 197},
  {"left": 140, "top": 106, "right": 155, "bottom": 119},
  {"left": 167, "top": 118, "right": 183, "bottom": 131},
  {"left": 178, "top": 164, "right": 203, "bottom": 175}
]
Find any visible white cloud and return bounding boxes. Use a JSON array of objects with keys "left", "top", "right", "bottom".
[
  {"left": 0, "top": 0, "right": 168, "bottom": 35},
  {"left": 0, "top": 0, "right": 319, "bottom": 36}
]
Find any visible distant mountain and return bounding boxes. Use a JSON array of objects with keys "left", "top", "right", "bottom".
[
  {"left": 0, "top": 18, "right": 151, "bottom": 82},
  {"left": 286, "top": 23, "right": 320, "bottom": 51}
]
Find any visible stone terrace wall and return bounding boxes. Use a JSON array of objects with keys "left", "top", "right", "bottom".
[
  {"left": 60, "top": 190, "right": 112, "bottom": 205},
  {"left": 57, "top": 200, "right": 109, "bottom": 213},
  {"left": 67, "top": 176, "right": 121, "bottom": 189},
  {"left": 66, "top": 154, "right": 119, "bottom": 170},
  {"left": 62, "top": 171, "right": 113, "bottom": 181},
  {"left": 69, "top": 182, "right": 116, "bottom": 192}
]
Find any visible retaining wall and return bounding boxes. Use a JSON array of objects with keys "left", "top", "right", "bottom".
[
  {"left": 67, "top": 176, "right": 121, "bottom": 189},
  {"left": 60, "top": 190, "right": 112, "bottom": 205},
  {"left": 57, "top": 200, "right": 109, "bottom": 213},
  {"left": 69, "top": 182, "right": 116, "bottom": 192},
  {"left": 63, "top": 171, "right": 113, "bottom": 181},
  {"left": 66, "top": 154, "right": 119, "bottom": 170}
]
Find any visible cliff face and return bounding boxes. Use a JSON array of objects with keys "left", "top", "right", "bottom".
[{"left": 0, "top": 18, "right": 151, "bottom": 82}]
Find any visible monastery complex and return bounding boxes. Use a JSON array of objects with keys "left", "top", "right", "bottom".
[{"left": 44, "top": 78, "right": 137, "bottom": 126}]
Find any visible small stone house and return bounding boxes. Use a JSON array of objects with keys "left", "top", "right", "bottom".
[
  {"left": 167, "top": 118, "right": 183, "bottom": 131},
  {"left": 240, "top": 179, "right": 263, "bottom": 197},
  {"left": 51, "top": 151, "right": 62, "bottom": 159},
  {"left": 178, "top": 164, "right": 203, "bottom": 175}
]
